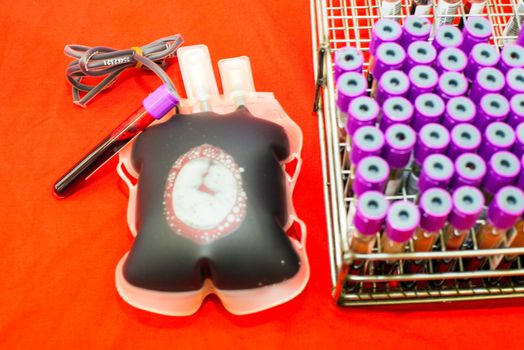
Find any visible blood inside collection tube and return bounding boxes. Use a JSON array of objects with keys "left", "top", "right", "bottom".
[
  {"left": 350, "top": 191, "right": 389, "bottom": 255},
  {"left": 383, "top": 123, "right": 416, "bottom": 196}
]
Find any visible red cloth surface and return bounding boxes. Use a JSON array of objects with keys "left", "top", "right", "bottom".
[{"left": 1, "top": 1, "right": 524, "bottom": 349}]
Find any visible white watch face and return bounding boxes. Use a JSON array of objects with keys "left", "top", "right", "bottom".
[{"left": 164, "top": 144, "right": 247, "bottom": 244}]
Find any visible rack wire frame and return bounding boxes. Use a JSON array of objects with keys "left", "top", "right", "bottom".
[{"left": 310, "top": 0, "right": 524, "bottom": 306}]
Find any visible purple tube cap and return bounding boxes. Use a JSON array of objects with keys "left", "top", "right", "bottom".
[
  {"left": 407, "top": 41, "right": 437, "bottom": 67},
  {"left": 499, "top": 44, "right": 524, "bottom": 73},
  {"left": 433, "top": 25, "right": 463, "bottom": 52},
  {"left": 386, "top": 201, "right": 420, "bottom": 243},
  {"left": 374, "top": 43, "right": 406, "bottom": 78},
  {"left": 402, "top": 16, "right": 431, "bottom": 44},
  {"left": 409, "top": 65, "right": 438, "bottom": 91},
  {"left": 479, "top": 93, "right": 510, "bottom": 120},
  {"left": 334, "top": 47, "right": 364, "bottom": 75},
  {"left": 354, "top": 191, "right": 389, "bottom": 236},
  {"left": 419, "top": 188, "right": 452, "bottom": 232},
  {"left": 488, "top": 186, "right": 524, "bottom": 230},
  {"left": 484, "top": 151, "right": 521, "bottom": 194},
  {"left": 381, "top": 97, "right": 414, "bottom": 128},
  {"left": 415, "top": 93, "right": 445, "bottom": 118},
  {"left": 481, "top": 122, "right": 516, "bottom": 159},
  {"left": 514, "top": 122, "right": 524, "bottom": 157},
  {"left": 347, "top": 96, "right": 380, "bottom": 136},
  {"left": 449, "top": 123, "right": 482, "bottom": 157},
  {"left": 383, "top": 124, "right": 416, "bottom": 168},
  {"left": 464, "top": 17, "right": 492, "bottom": 41},
  {"left": 371, "top": 19, "right": 403, "bottom": 55},
  {"left": 444, "top": 97, "right": 476, "bottom": 127},
  {"left": 508, "top": 94, "right": 524, "bottom": 128},
  {"left": 474, "top": 67, "right": 506, "bottom": 93},
  {"left": 415, "top": 123, "right": 451, "bottom": 164},
  {"left": 452, "top": 153, "right": 486, "bottom": 189},
  {"left": 437, "top": 72, "right": 468, "bottom": 99},
  {"left": 471, "top": 43, "right": 500, "bottom": 67},
  {"left": 337, "top": 72, "right": 367, "bottom": 99},
  {"left": 419, "top": 154, "right": 454, "bottom": 191},
  {"left": 379, "top": 70, "right": 410, "bottom": 97},
  {"left": 436, "top": 48, "right": 467, "bottom": 73},
  {"left": 354, "top": 156, "right": 390, "bottom": 195},
  {"left": 351, "top": 126, "right": 385, "bottom": 165},
  {"left": 142, "top": 84, "right": 180, "bottom": 119},
  {"left": 506, "top": 68, "right": 524, "bottom": 96},
  {"left": 449, "top": 186, "right": 484, "bottom": 231}
]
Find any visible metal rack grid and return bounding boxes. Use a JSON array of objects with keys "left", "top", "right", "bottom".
[{"left": 310, "top": 0, "right": 524, "bottom": 305}]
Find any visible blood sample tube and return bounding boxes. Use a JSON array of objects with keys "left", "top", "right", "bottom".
[
  {"left": 451, "top": 153, "right": 487, "bottom": 190},
  {"left": 410, "top": 0, "right": 432, "bottom": 16},
  {"left": 443, "top": 96, "right": 477, "bottom": 129},
  {"left": 372, "top": 43, "right": 406, "bottom": 95},
  {"left": 381, "top": 0, "right": 402, "bottom": 19},
  {"left": 436, "top": 72, "right": 468, "bottom": 102},
  {"left": 376, "top": 70, "right": 410, "bottom": 105},
  {"left": 474, "top": 94, "right": 510, "bottom": 132},
  {"left": 498, "top": 44, "right": 524, "bottom": 75},
  {"left": 435, "top": 0, "right": 461, "bottom": 26},
  {"left": 494, "top": 214, "right": 524, "bottom": 272},
  {"left": 479, "top": 122, "right": 516, "bottom": 161},
  {"left": 379, "top": 97, "right": 414, "bottom": 131},
  {"left": 369, "top": 19, "right": 403, "bottom": 85},
  {"left": 383, "top": 124, "right": 416, "bottom": 195},
  {"left": 447, "top": 123, "right": 482, "bottom": 160},
  {"left": 469, "top": 67, "right": 505, "bottom": 103},
  {"left": 408, "top": 65, "right": 439, "bottom": 100},
  {"left": 350, "top": 126, "right": 385, "bottom": 167},
  {"left": 381, "top": 201, "right": 420, "bottom": 275},
  {"left": 504, "top": 68, "right": 524, "bottom": 99},
  {"left": 337, "top": 72, "right": 368, "bottom": 118},
  {"left": 467, "top": 186, "right": 524, "bottom": 271},
  {"left": 334, "top": 46, "right": 364, "bottom": 80},
  {"left": 464, "top": 43, "right": 500, "bottom": 82},
  {"left": 402, "top": 17, "right": 432, "bottom": 47},
  {"left": 433, "top": 25, "right": 464, "bottom": 53},
  {"left": 418, "top": 154, "right": 455, "bottom": 193},
  {"left": 482, "top": 151, "right": 521, "bottom": 200},
  {"left": 350, "top": 191, "right": 389, "bottom": 254},
  {"left": 464, "top": 0, "right": 487, "bottom": 16},
  {"left": 461, "top": 17, "right": 492, "bottom": 54},
  {"left": 346, "top": 96, "right": 380, "bottom": 138},
  {"left": 354, "top": 156, "right": 390, "bottom": 196},
  {"left": 405, "top": 42, "right": 438, "bottom": 72},
  {"left": 435, "top": 48, "right": 468, "bottom": 75},
  {"left": 502, "top": 0, "right": 524, "bottom": 43},
  {"left": 412, "top": 93, "right": 446, "bottom": 132},
  {"left": 507, "top": 94, "right": 524, "bottom": 128},
  {"left": 513, "top": 122, "right": 524, "bottom": 157}
]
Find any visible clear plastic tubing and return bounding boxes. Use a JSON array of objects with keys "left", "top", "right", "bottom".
[{"left": 383, "top": 124, "right": 416, "bottom": 195}]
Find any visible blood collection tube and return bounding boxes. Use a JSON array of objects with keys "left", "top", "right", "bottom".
[
  {"left": 381, "top": 201, "right": 420, "bottom": 275},
  {"left": 479, "top": 122, "right": 516, "bottom": 161},
  {"left": 435, "top": 0, "right": 461, "bottom": 26},
  {"left": 474, "top": 93, "right": 510, "bottom": 132},
  {"left": 381, "top": 0, "right": 402, "bottom": 19},
  {"left": 464, "top": 43, "right": 500, "bottom": 82},
  {"left": 408, "top": 65, "right": 439, "bottom": 100},
  {"left": 410, "top": 0, "right": 432, "bottom": 16},
  {"left": 443, "top": 96, "right": 477, "bottom": 129},
  {"left": 463, "top": 0, "right": 487, "bottom": 16},
  {"left": 502, "top": 0, "right": 524, "bottom": 43},
  {"left": 401, "top": 17, "right": 432, "bottom": 47},
  {"left": 337, "top": 72, "right": 368, "bottom": 117},
  {"left": 350, "top": 126, "right": 385, "bottom": 167},
  {"left": 461, "top": 17, "right": 493, "bottom": 54},
  {"left": 507, "top": 94, "right": 524, "bottom": 129},
  {"left": 405, "top": 42, "right": 437, "bottom": 72},
  {"left": 334, "top": 46, "right": 364, "bottom": 80},
  {"left": 369, "top": 19, "right": 403, "bottom": 85},
  {"left": 379, "top": 97, "right": 414, "bottom": 132},
  {"left": 412, "top": 93, "right": 446, "bottom": 132},
  {"left": 498, "top": 44, "right": 524, "bottom": 75},
  {"left": 468, "top": 67, "right": 505, "bottom": 103},
  {"left": 504, "top": 68, "right": 524, "bottom": 99},
  {"left": 451, "top": 153, "right": 487, "bottom": 190},
  {"left": 467, "top": 186, "right": 524, "bottom": 271},
  {"left": 436, "top": 72, "right": 468, "bottom": 102},
  {"left": 433, "top": 25, "right": 464, "bottom": 53},
  {"left": 54, "top": 84, "right": 179, "bottom": 197},
  {"left": 383, "top": 124, "right": 416, "bottom": 195},
  {"left": 513, "top": 122, "right": 524, "bottom": 157},
  {"left": 494, "top": 214, "right": 524, "bottom": 272},
  {"left": 418, "top": 154, "right": 455, "bottom": 193},
  {"left": 372, "top": 43, "right": 406, "bottom": 96},
  {"left": 482, "top": 151, "right": 521, "bottom": 200},
  {"left": 350, "top": 191, "right": 389, "bottom": 254},
  {"left": 376, "top": 70, "right": 410, "bottom": 105},
  {"left": 346, "top": 96, "right": 380, "bottom": 139},
  {"left": 435, "top": 48, "right": 468, "bottom": 75},
  {"left": 447, "top": 123, "right": 482, "bottom": 160},
  {"left": 354, "top": 156, "right": 390, "bottom": 196}
]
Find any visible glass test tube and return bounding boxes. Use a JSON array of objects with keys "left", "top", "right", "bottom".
[
  {"left": 451, "top": 153, "right": 487, "bottom": 189},
  {"left": 408, "top": 65, "right": 439, "bottom": 100},
  {"left": 369, "top": 20, "right": 403, "bottom": 86},
  {"left": 376, "top": 70, "right": 410, "bottom": 105},
  {"left": 461, "top": 17, "right": 493, "bottom": 54},
  {"left": 433, "top": 25, "right": 464, "bottom": 53},
  {"left": 498, "top": 44, "right": 524, "bottom": 75},
  {"left": 507, "top": 94, "right": 524, "bottom": 129},
  {"left": 353, "top": 156, "right": 390, "bottom": 196},
  {"left": 383, "top": 124, "right": 416, "bottom": 195},
  {"left": 513, "top": 122, "right": 524, "bottom": 158},
  {"left": 334, "top": 46, "right": 364, "bottom": 81},
  {"left": 468, "top": 67, "right": 505, "bottom": 103},
  {"left": 504, "top": 68, "right": 524, "bottom": 99},
  {"left": 436, "top": 72, "right": 468, "bottom": 102},
  {"left": 443, "top": 96, "right": 477, "bottom": 129},
  {"left": 401, "top": 17, "right": 432, "bottom": 48},
  {"left": 482, "top": 151, "right": 521, "bottom": 202},
  {"left": 464, "top": 43, "right": 500, "bottom": 82},
  {"left": 479, "top": 122, "right": 516, "bottom": 161},
  {"left": 494, "top": 216, "right": 524, "bottom": 273},
  {"left": 474, "top": 94, "right": 510, "bottom": 132},
  {"left": 447, "top": 123, "right": 482, "bottom": 160},
  {"left": 379, "top": 97, "right": 414, "bottom": 131},
  {"left": 435, "top": 47, "right": 468, "bottom": 75},
  {"left": 412, "top": 93, "right": 446, "bottom": 132},
  {"left": 405, "top": 42, "right": 438, "bottom": 73},
  {"left": 371, "top": 43, "right": 406, "bottom": 97},
  {"left": 435, "top": 0, "right": 461, "bottom": 26},
  {"left": 418, "top": 154, "right": 455, "bottom": 193}
]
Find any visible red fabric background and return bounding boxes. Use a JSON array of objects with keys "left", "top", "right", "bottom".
[{"left": 1, "top": 1, "right": 524, "bottom": 348}]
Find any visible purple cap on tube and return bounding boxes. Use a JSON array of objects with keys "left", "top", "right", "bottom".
[
  {"left": 464, "top": 43, "right": 500, "bottom": 82},
  {"left": 518, "top": 154, "right": 524, "bottom": 190},
  {"left": 334, "top": 46, "right": 364, "bottom": 80},
  {"left": 370, "top": 19, "right": 403, "bottom": 56},
  {"left": 436, "top": 72, "right": 468, "bottom": 101},
  {"left": 443, "top": 97, "right": 477, "bottom": 129},
  {"left": 347, "top": 96, "right": 380, "bottom": 137},
  {"left": 142, "top": 84, "right": 180, "bottom": 119},
  {"left": 419, "top": 154, "right": 454, "bottom": 192},
  {"left": 469, "top": 67, "right": 505, "bottom": 103},
  {"left": 435, "top": 48, "right": 468, "bottom": 75},
  {"left": 385, "top": 201, "right": 420, "bottom": 243},
  {"left": 518, "top": 27, "right": 524, "bottom": 47},
  {"left": 462, "top": 17, "right": 492, "bottom": 54},
  {"left": 412, "top": 93, "right": 445, "bottom": 132},
  {"left": 483, "top": 151, "right": 521, "bottom": 195},
  {"left": 433, "top": 25, "right": 464, "bottom": 53},
  {"left": 354, "top": 191, "right": 389, "bottom": 236},
  {"left": 354, "top": 156, "right": 390, "bottom": 195},
  {"left": 415, "top": 123, "right": 451, "bottom": 165},
  {"left": 448, "top": 123, "right": 482, "bottom": 160},
  {"left": 449, "top": 186, "right": 484, "bottom": 231},
  {"left": 351, "top": 126, "right": 385, "bottom": 165},
  {"left": 377, "top": 70, "right": 410, "bottom": 105},
  {"left": 402, "top": 16, "right": 432, "bottom": 47},
  {"left": 504, "top": 68, "right": 524, "bottom": 99},
  {"left": 336, "top": 72, "right": 367, "bottom": 113},
  {"left": 475, "top": 94, "right": 510, "bottom": 132},
  {"left": 419, "top": 188, "right": 452, "bottom": 232},
  {"left": 383, "top": 124, "right": 416, "bottom": 169},
  {"left": 405, "top": 41, "right": 437, "bottom": 72},
  {"left": 513, "top": 122, "right": 524, "bottom": 157},
  {"left": 408, "top": 65, "right": 438, "bottom": 100},
  {"left": 452, "top": 153, "right": 487, "bottom": 189},
  {"left": 508, "top": 94, "right": 524, "bottom": 128},
  {"left": 373, "top": 43, "right": 406, "bottom": 80},
  {"left": 487, "top": 186, "right": 524, "bottom": 230},
  {"left": 479, "top": 122, "right": 516, "bottom": 160},
  {"left": 498, "top": 44, "right": 524, "bottom": 75},
  {"left": 379, "top": 97, "right": 414, "bottom": 131}
]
